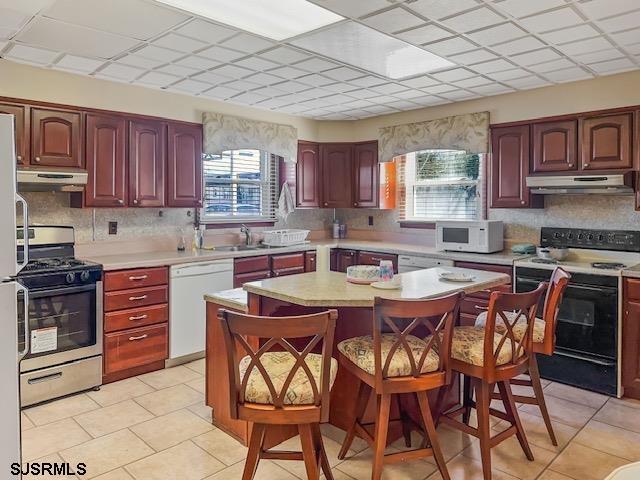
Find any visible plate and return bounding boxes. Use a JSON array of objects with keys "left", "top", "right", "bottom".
[
  {"left": 439, "top": 272, "right": 475, "bottom": 282},
  {"left": 371, "top": 280, "right": 402, "bottom": 290},
  {"left": 347, "top": 276, "right": 379, "bottom": 285}
]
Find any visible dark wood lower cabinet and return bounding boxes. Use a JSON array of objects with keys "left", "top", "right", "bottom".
[
  {"left": 357, "top": 250, "right": 398, "bottom": 273},
  {"left": 104, "top": 323, "right": 168, "bottom": 376},
  {"left": 623, "top": 279, "right": 640, "bottom": 399},
  {"left": 334, "top": 249, "right": 357, "bottom": 272},
  {"left": 304, "top": 252, "right": 316, "bottom": 272}
]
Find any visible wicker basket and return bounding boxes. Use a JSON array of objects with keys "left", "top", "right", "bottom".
[{"left": 262, "top": 229, "right": 310, "bottom": 247}]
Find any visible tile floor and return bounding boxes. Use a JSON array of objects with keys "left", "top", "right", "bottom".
[{"left": 21, "top": 360, "right": 640, "bottom": 480}]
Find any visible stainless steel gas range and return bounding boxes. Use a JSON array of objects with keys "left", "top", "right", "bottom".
[
  {"left": 17, "top": 226, "right": 103, "bottom": 407},
  {"left": 514, "top": 227, "right": 640, "bottom": 397}
]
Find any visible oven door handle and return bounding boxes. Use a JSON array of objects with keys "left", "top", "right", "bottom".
[
  {"left": 17, "top": 283, "right": 29, "bottom": 360},
  {"left": 554, "top": 350, "right": 617, "bottom": 367},
  {"left": 29, "top": 284, "right": 97, "bottom": 298}
]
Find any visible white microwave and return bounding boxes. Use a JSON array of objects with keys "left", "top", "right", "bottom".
[{"left": 436, "top": 220, "right": 504, "bottom": 253}]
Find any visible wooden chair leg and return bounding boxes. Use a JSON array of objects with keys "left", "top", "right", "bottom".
[
  {"left": 462, "top": 375, "right": 473, "bottom": 425},
  {"left": 338, "top": 380, "right": 370, "bottom": 460},
  {"left": 475, "top": 380, "right": 493, "bottom": 480},
  {"left": 529, "top": 354, "right": 557, "bottom": 446},
  {"left": 242, "top": 423, "right": 265, "bottom": 480},
  {"left": 498, "top": 380, "right": 534, "bottom": 461},
  {"left": 312, "top": 423, "right": 334, "bottom": 480},
  {"left": 299, "top": 424, "right": 321, "bottom": 480},
  {"left": 398, "top": 393, "right": 413, "bottom": 448},
  {"left": 416, "top": 391, "right": 451, "bottom": 480},
  {"left": 434, "top": 382, "right": 451, "bottom": 426},
  {"left": 372, "top": 394, "right": 391, "bottom": 480}
]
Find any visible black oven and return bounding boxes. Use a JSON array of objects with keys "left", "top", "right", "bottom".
[{"left": 515, "top": 267, "right": 618, "bottom": 395}]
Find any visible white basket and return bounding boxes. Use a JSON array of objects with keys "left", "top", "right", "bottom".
[{"left": 262, "top": 229, "right": 310, "bottom": 247}]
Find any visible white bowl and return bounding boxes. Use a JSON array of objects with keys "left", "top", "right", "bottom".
[{"left": 346, "top": 265, "right": 381, "bottom": 284}]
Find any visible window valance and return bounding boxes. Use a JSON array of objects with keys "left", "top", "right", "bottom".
[
  {"left": 203, "top": 112, "right": 299, "bottom": 162},
  {"left": 378, "top": 111, "right": 490, "bottom": 162}
]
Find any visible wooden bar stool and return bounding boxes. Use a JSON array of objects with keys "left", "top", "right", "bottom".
[
  {"left": 336, "top": 292, "right": 464, "bottom": 480},
  {"left": 474, "top": 267, "right": 571, "bottom": 445},
  {"left": 219, "top": 309, "right": 338, "bottom": 480},
  {"left": 437, "top": 283, "right": 547, "bottom": 480}
]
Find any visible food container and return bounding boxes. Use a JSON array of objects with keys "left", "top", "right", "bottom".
[
  {"left": 346, "top": 265, "right": 381, "bottom": 284},
  {"left": 536, "top": 246, "right": 569, "bottom": 261}
]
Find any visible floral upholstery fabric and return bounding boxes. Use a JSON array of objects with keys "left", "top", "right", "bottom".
[
  {"left": 239, "top": 352, "right": 337, "bottom": 405},
  {"left": 337, "top": 334, "right": 440, "bottom": 377},
  {"left": 445, "top": 326, "right": 524, "bottom": 367},
  {"left": 475, "top": 311, "right": 545, "bottom": 343}
]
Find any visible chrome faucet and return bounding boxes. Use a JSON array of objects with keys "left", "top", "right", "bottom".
[{"left": 240, "top": 224, "right": 251, "bottom": 246}]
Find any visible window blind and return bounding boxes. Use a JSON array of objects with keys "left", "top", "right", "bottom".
[{"left": 202, "top": 150, "right": 279, "bottom": 222}]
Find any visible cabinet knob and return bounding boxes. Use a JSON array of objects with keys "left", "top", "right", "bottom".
[
  {"left": 584, "top": 163, "right": 590, "bottom": 168},
  {"left": 34, "top": 156, "right": 41, "bottom": 163},
  {"left": 117, "top": 199, "right": 124, "bottom": 205},
  {"left": 568, "top": 163, "right": 574, "bottom": 167},
  {"left": 16, "top": 155, "right": 22, "bottom": 161},
  {"left": 133, "top": 199, "right": 139, "bottom": 205},
  {"left": 353, "top": 202, "right": 358, "bottom": 206},
  {"left": 324, "top": 202, "right": 328, "bottom": 206},
  {"left": 520, "top": 200, "right": 526, "bottom": 205}
]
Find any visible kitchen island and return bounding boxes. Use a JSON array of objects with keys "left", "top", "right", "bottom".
[{"left": 205, "top": 267, "right": 510, "bottom": 447}]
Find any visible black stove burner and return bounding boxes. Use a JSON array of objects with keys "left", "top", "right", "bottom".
[
  {"left": 531, "top": 258, "right": 559, "bottom": 265},
  {"left": 591, "top": 262, "right": 626, "bottom": 270},
  {"left": 23, "top": 258, "right": 88, "bottom": 272}
]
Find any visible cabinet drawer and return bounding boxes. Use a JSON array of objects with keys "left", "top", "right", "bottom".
[
  {"left": 454, "top": 261, "right": 512, "bottom": 277},
  {"left": 105, "top": 267, "right": 168, "bottom": 291},
  {"left": 104, "top": 303, "right": 168, "bottom": 333},
  {"left": 271, "top": 252, "right": 305, "bottom": 270},
  {"left": 272, "top": 266, "right": 305, "bottom": 278},
  {"left": 104, "top": 324, "right": 168, "bottom": 374},
  {"left": 234, "top": 255, "right": 269, "bottom": 274},
  {"left": 357, "top": 251, "right": 398, "bottom": 273},
  {"left": 234, "top": 270, "right": 271, "bottom": 288},
  {"left": 461, "top": 297, "right": 489, "bottom": 317},
  {"left": 104, "top": 285, "right": 168, "bottom": 312},
  {"left": 625, "top": 279, "right": 640, "bottom": 301}
]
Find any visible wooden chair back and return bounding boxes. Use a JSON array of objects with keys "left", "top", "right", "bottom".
[
  {"left": 483, "top": 283, "right": 547, "bottom": 378},
  {"left": 219, "top": 309, "right": 337, "bottom": 422},
  {"left": 539, "top": 267, "right": 571, "bottom": 355},
  {"left": 372, "top": 291, "right": 464, "bottom": 390}
]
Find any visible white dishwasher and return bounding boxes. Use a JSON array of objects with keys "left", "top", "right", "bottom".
[
  {"left": 170, "top": 259, "right": 234, "bottom": 360},
  {"left": 398, "top": 255, "right": 454, "bottom": 273}
]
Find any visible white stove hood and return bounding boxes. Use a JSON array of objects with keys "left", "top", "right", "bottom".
[
  {"left": 526, "top": 173, "right": 634, "bottom": 195},
  {"left": 17, "top": 168, "right": 88, "bottom": 192}
]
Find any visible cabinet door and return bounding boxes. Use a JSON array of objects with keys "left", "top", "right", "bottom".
[
  {"left": 305, "top": 252, "right": 316, "bottom": 272},
  {"left": 532, "top": 120, "right": 577, "bottom": 172},
  {"left": 352, "top": 142, "right": 378, "bottom": 208},
  {"left": 129, "top": 120, "right": 166, "bottom": 207},
  {"left": 623, "top": 300, "right": 640, "bottom": 399},
  {"left": 167, "top": 122, "right": 202, "bottom": 208},
  {"left": 296, "top": 142, "right": 321, "bottom": 208},
  {"left": 0, "top": 103, "right": 28, "bottom": 165},
  {"left": 85, "top": 114, "right": 127, "bottom": 207},
  {"left": 31, "top": 108, "right": 82, "bottom": 167},
  {"left": 580, "top": 113, "right": 632, "bottom": 170},
  {"left": 320, "top": 144, "right": 352, "bottom": 208},
  {"left": 490, "top": 125, "right": 532, "bottom": 208},
  {"left": 336, "top": 249, "right": 357, "bottom": 273}
]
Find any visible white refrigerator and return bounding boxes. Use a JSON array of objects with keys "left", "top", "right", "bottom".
[{"left": 0, "top": 113, "right": 30, "bottom": 477}]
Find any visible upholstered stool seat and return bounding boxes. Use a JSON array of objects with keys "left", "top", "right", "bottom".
[
  {"left": 474, "top": 311, "right": 546, "bottom": 343},
  {"left": 445, "top": 326, "right": 525, "bottom": 367},
  {"left": 239, "top": 352, "right": 338, "bottom": 405},
  {"left": 338, "top": 333, "right": 440, "bottom": 377}
]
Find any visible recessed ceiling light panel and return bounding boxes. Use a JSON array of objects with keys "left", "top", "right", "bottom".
[
  {"left": 153, "top": 0, "right": 343, "bottom": 40},
  {"left": 291, "top": 22, "right": 454, "bottom": 79}
]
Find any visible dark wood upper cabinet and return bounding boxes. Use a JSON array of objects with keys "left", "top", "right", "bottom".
[
  {"left": 85, "top": 113, "right": 127, "bottom": 208},
  {"left": 532, "top": 120, "right": 577, "bottom": 173},
  {"left": 0, "top": 102, "right": 28, "bottom": 165},
  {"left": 296, "top": 142, "right": 321, "bottom": 208},
  {"left": 580, "top": 113, "right": 633, "bottom": 170},
  {"left": 490, "top": 125, "right": 537, "bottom": 208},
  {"left": 320, "top": 143, "right": 352, "bottom": 208},
  {"left": 352, "top": 142, "right": 378, "bottom": 208},
  {"left": 167, "top": 122, "right": 202, "bottom": 208},
  {"left": 129, "top": 120, "right": 166, "bottom": 207},
  {"left": 31, "top": 107, "right": 82, "bottom": 168}
]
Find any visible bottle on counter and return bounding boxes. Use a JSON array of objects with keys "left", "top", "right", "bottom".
[
  {"left": 332, "top": 219, "right": 340, "bottom": 239},
  {"left": 339, "top": 223, "right": 347, "bottom": 239},
  {"left": 177, "top": 229, "right": 186, "bottom": 252},
  {"left": 192, "top": 227, "right": 201, "bottom": 252}
]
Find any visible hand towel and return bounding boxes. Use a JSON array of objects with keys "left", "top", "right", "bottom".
[{"left": 277, "top": 181, "right": 295, "bottom": 221}]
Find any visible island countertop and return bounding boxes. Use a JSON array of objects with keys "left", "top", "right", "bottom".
[{"left": 241, "top": 267, "right": 510, "bottom": 307}]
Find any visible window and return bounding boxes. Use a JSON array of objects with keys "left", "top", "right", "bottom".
[
  {"left": 201, "top": 149, "right": 279, "bottom": 223},
  {"left": 400, "top": 149, "right": 484, "bottom": 222}
]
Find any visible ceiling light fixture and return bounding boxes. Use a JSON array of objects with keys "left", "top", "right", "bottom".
[{"left": 153, "top": 0, "right": 343, "bottom": 41}]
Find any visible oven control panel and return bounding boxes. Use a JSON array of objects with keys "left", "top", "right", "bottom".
[{"left": 541, "top": 227, "right": 640, "bottom": 252}]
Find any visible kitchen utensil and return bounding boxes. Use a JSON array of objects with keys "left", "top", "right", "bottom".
[{"left": 537, "top": 246, "right": 569, "bottom": 261}]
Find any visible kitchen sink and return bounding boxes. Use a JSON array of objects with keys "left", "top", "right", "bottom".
[{"left": 210, "top": 244, "right": 270, "bottom": 252}]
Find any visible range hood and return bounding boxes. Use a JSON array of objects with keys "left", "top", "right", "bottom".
[
  {"left": 17, "top": 168, "right": 88, "bottom": 192},
  {"left": 526, "top": 173, "right": 634, "bottom": 195}
]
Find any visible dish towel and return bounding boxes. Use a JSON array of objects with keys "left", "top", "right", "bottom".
[{"left": 277, "top": 181, "right": 295, "bottom": 221}]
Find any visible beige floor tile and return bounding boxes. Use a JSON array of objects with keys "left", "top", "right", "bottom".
[
  {"left": 184, "top": 358, "right": 206, "bottom": 375},
  {"left": 133, "top": 383, "right": 203, "bottom": 416},
  {"left": 87, "top": 378, "right": 154, "bottom": 407},
  {"left": 537, "top": 470, "right": 576, "bottom": 480},
  {"left": 137, "top": 365, "right": 202, "bottom": 390},
  {"left": 23, "top": 394, "right": 100, "bottom": 426},
  {"left": 22, "top": 453, "right": 78, "bottom": 479},
  {"left": 21, "top": 412, "right": 34, "bottom": 430},
  {"left": 130, "top": 408, "right": 213, "bottom": 451},
  {"left": 93, "top": 469, "right": 134, "bottom": 480},
  {"left": 573, "top": 420, "right": 640, "bottom": 461},
  {"left": 549, "top": 443, "right": 629, "bottom": 480},
  {"left": 430, "top": 424, "right": 476, "bottom": 462},
  {"left": 22, "top": 418, "right": 91, "bottom": 461},
  {"left": 607, "top": 396, "right": 640, "bottom": 410},
  {"left": 493, "top": 411, "right": 578, "bottom": 453},
  {"left": 323, "top": 469, "right": 355, "bottom": 480},
  {"left": 425, "top": 452, "right": 520, "bottom": 480},
  {"left": 594, "top": 401, "right": 640, "bottom": 433},
  {"left": 520, "top": 393, "right": 596, "bottom": 429},
  {"left": 125, "top": 440, "right": 225, "bottom": 480},
  {"left": 192, "top": 428, "right": 248, "bottom": 466},
  {"left": 186, "top": 376, "right": 206, "bottom": 394},
  {"left": 74, "top": 399, "right": 154, "bottom": 438},
  {"left": 543, "top": 382, "right": 609, "bottom": 409},
  {"left": 462, "top": 434, "right": 556, "bottom": 480},
  {"left": 272, "top": 433, "right": 354, "bottom": 478},
  {"left": 187, "top": 402, "right": 213, "bottom": 423},
  {"left": 320, "top": 423, "right": 369, "bottom": 453},
  {"left": 337, "top": 446, "right": 437, "bottom": 480},
  {"left": 59, "top": 429, "right": 154, "bottom": 479},
  {"left": 204, "top": 459, "right": 299, "bottom": 480}
]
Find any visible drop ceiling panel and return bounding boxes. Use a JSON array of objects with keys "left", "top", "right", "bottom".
[
  {"left": 53, "top": 54, "right": 103, "bottom": 73},
  {"left": 493, "top": 0, "right": 566, "bottom": 19},
  {"left": 518, "top": 8, "right": 584, "bottom": 33},
  {"left": 408, "top": 0, "right": 481, "bottom": 20},
  {"left": 441, "top": 7, "right": 505, "bottom": 33},
  {"left": 578, "top": 0, "right": 640, "bottom": 20},
  {"left": 175, "top": 19, "right": 237, "bottom": 43},
  {"left": 4, "top": 43, "right": 58, "bottom": 65},
  {"left": 540, "top": 24, "right": 600, "bottom": 44},
  {"left": 152, "top": 33, "right": 207, "bottom": 53},
  {"left": 467, "top": 22, "right": 526, "bottom": 45},
  {"left": 362, "top": 8, "right": 424, "bottom": 34}
]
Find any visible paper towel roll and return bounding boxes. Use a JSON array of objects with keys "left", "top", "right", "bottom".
[{"left": 316, "top": 245, "right": 330, "bottom": 272}]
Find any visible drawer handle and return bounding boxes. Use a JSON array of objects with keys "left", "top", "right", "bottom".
[
  {"left": 129, "top": 275, "right": 148, "bottom": 281},
  {"left": 129, "top": 314, "right": 148, "bottom": 321},
  {"left": 129, "top": 295, "right": 148, "bottom": 301},
  {"left": 27, "top": 372, "right": 62, "bottom": 384},
  {"left": 129, "top": 334, "right": 148, "bottom": 341},
  {"left": 474, "top": 305, "right": 488, "bottom": 311}
]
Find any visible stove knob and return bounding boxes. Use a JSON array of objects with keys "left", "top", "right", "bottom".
[
  {"left": 597, "top": 234, "right": 604, "bottom": 242},
  {"left": 587, "top": 234, "right": 594, "bottom": 240},
  {"left": 80, "top": 270, "right": 90, "bottom": 282},
  {"left": 66, "top": 272, "right": 76, "bottom": 284},
  {"left": 577, "top": 233, "right": 584, "bottom": 240},
  {"left": 567, "top": 232, "right": 574, "bottom": 240}
]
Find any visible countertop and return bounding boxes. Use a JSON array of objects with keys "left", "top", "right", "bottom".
[
  {"left": 622, "top": 265, "right": 640, "bottom": 279},
  {"left": 204, "top": 288, "right": 248, "bottom": 312},
  {"left": 82, "top": 239, "right": 528, "bottom": 271},
  {"left": 238, "top": 267, "right": 510, "bottom": 308}
]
